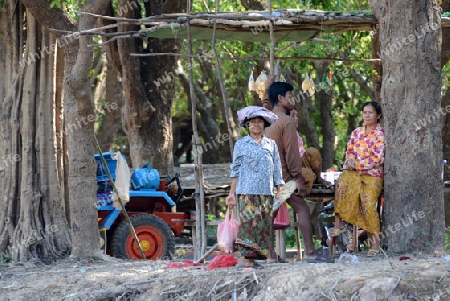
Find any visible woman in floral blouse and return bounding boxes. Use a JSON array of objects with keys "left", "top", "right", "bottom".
[
  {"left": 226, "top": 106, "right": 284, "bottom": 269},
  {"left": 331, "top": 101, "right": 385, "bottom": 257}
]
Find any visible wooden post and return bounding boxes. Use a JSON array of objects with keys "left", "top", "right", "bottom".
[
  {"left": 268, "top": 0, "right": 275, "bottom": 72},
  {"left": 293, "top": 212, "right": 302, "bottom": 260},
  {"left": 187, "top": 0, "right": 206, "bottom": 260},
  {"left": 213, "top": 0, "right": 234, "bottom": 158}
]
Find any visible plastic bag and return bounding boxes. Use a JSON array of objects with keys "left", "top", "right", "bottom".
[
  {"left": 205, "top": 255, "right": 237, "bottom": 270},
  {"left": 217, "top": 206, "right": 239, "bottom": 253},
  {"left": 112, "top": 152, "right": 131, "bottom": 210},
  {"left": 273, "top": 202, "right": 290, "bottom": 230}
]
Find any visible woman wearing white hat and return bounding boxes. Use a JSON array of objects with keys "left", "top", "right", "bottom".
[{"left": 226, "top": 106, "right": 284, "bottom": 269}]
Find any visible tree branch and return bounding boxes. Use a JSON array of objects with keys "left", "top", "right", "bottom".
[
  {"left": 239, "top": 0, "right": 264, "bottom": 10},
  {"left": 20, "top": 0, "right": 77, "bottom": 33},
  {"left": 349, "top": 70, "right": 375, "bottom": 101}
]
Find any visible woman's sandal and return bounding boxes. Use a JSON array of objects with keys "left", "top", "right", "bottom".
[
  {"left": 367, "top": 249, "right": 380, "bottom": 257},
  {"left": 234, "top": 241, "right": 265, "bottom": 258}
]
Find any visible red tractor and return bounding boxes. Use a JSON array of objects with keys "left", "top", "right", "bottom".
[{"left": 96, "top": 152, "right": 188, "bottom": 260}]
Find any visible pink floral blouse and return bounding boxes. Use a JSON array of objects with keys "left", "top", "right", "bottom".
[
  {"left": 297, "top": 134, "right": 306, "bottom": 157},
  {"left": 346, "top": 123, "right": 385, "bottom": 178}
]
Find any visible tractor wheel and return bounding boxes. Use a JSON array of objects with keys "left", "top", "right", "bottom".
[{"left": 110, "top": 214, "right": 175, "bottom": 260}]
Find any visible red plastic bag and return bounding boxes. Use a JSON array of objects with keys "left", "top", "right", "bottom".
[
  {"left": 273, "top": 202, "right": 290, "bottom": 230},
  {"left": 205, "top": 255, "right": 237, "bottom": 270},
  {"left": 217, "top": 206, "right": 239, "bottom": 253}
]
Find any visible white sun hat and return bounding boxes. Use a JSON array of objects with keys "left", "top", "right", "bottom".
[{"left": 237, "top": 106, "right": 278, "bottom": 127}]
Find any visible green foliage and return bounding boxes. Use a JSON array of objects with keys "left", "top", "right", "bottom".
[
  {"left": 445, "top": 227, "right": 450, "bottom": 250},
  {"left": 285, "top": 229, "right": 322, "bottom": 249},
  {"left": 48, "top": 0, "right": 82, "bottom": 20},
  {"left": 0, "top": 253, "right": 11, "bottom": 264},
  {"left": 206, "top": 213, "right": 216, "bottom": 221},
  {"left": 285, "top": 228, "right": 297, "bottom": 248},
  {"left": 171, "top": 0, "right": 377, "bottom": 164},
  {"left": 49, "top": 0, "right": 63, "bottom": 9},
  {"left": 192, "top": 0, "right": 245, "bottom": 12},
  {"left": 442, "top": 61, "right": 450, "bottom": 97},
  {"left": 206, "top": 213, "right": 218, "bottom": 242}
]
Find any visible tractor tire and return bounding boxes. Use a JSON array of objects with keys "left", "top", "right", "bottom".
[{"left": 110, "top": 214, "right": 175, "bottom": 260}]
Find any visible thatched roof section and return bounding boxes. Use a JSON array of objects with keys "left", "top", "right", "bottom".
[
  {"left": 140, "top": 10, "right": 377, "bottom": 42},
  {"left": 67, "top": 9, "right": 450, "bottom": 44},
  {"left": 136, "top": 10, "right": 450, "bottom": 43}
]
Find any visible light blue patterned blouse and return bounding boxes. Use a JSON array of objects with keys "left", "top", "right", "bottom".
[{"left": 230, "top": 135, "right": 284, "bottom": 195}]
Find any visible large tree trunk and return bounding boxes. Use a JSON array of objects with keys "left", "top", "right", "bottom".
[
  {"left": 313, "top": 62, "right": 335, "bottom": 170},
  {"left": 117, "top": 0, "right": 187, "bottom": 175},
  {"left": 0, "top": 1, "right": 71, "bottom": 261},
  {"left": 371, "top": 30, "right": 382, "bottom": 104},
  {"left": 63, "top": 0, "right": 110, "bottom": 257},
  {"left": 21, "top": 0, "right": 110, "bottom": 258},
  {"left": 369, "top": 0, "right": 444, "bottom": 253},
  {"left": 178, "top": 72, "right": 219, "bottom": 163},
  {"left": 96, "top": 60, "right": 124, "bottom": 152}
]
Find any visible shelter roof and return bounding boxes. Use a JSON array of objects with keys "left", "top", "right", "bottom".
[{"left": 139, "top": 9, "right": 450, "bottom": 43}]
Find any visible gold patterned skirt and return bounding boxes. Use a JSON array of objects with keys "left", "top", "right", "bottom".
[{"left": 334, "top": 170, "right": 383, "bottom": 234}]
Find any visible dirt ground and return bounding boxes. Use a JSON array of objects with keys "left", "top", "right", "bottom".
[{"left": 2, "top": 251, "right": 450, "bottom": 301}]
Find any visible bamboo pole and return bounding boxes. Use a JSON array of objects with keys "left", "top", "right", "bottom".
[
  {"left": 187, "top": 0, "right": 206, "bottom": 261},
  {"left": 212, "top": 0, "right": 234, "bottom": 158},
  {"left": 69, "top": 10, "right": 379, "bottom": 24},
  {"left": 194, "top": 243, "right": 218, "bottom": 264},
  {"left": 129, "top": 53, "right": 380, "bottom": 63},
  {"left": 268, "top": 0, "right": 275, "bottom": 72}
]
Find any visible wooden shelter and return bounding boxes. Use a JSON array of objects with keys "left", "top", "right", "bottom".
[
  {"left": 94, "top": 9, "right": 450, "bottom": 43},
  {"left": 140, "top": 10, "right": 379, "bottom": 42},
  {"left": 72, "top": 7, "right": 450, "bottom": 260}
]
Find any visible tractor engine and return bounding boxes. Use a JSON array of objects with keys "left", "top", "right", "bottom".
[{"left": 131, "top": 162, "right": 160, "bottom": 191}]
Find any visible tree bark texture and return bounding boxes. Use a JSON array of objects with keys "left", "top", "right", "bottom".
[
  {"left": 240, "top": 0, "right": 264, "bottom": 10},
  {"left": 178, "top": 72, "right": 219, "bottom": 163},
  {"left": 198, "top": 57, "right": 239, "bottom": 160},
  {"left": 96, "top": 60, "right": 124, "bottom": 152},
  {"left": 441, "top": 26, "right": 450, "bottom": 182},
  {"left": 63, "top": 0, "right": 110, "bottom": 258},
  {"left": 313, "top": 62, "right": 335, "bottom": 171},
  {"left": 288, "top": 69, "right": 320, "bottom": 150},
  {"left": 22, "top": 0, "right": 110, "bottom": 258},
  {"left": 0, "top": 2, "right": 71, "bottom": 261},
  {"left": 117, "top": 0, "right": 187, "bottom": 175},
  {"left": 371, "top": 30, "right": 382, "bottom": 104},
  {"left": 349, "top": 69, "right": 375, "bottom": 101},
  {"left": 369, "top": 0, "right": 444, "bottom": 253}
]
